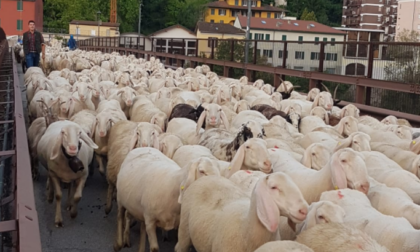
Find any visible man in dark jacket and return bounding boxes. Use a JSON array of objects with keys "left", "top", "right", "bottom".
[{"left": 22, "top": 20, "right": 44, "bottom": 68}]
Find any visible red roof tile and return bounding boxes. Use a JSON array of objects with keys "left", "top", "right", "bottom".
[
  {"left": 236, "top": 16, "right": 346, "bottom": 35},
  {"left": 207, "top": 1, "right": 285, "bottom": 12}
]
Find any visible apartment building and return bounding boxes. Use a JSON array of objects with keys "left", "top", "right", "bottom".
[
  {"left": 0, "top": 0, "right": 43, "bottom": 36},
  {"left": 396, "top": 0, "right": 420, "bottom": 39},
  {"left": 205, "top": 0, "right": 286, "bottom": 25},
  {"left": 342, "top": 0, "right": 398, "bottom": 41}
]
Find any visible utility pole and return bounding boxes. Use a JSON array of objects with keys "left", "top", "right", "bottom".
[
  {"left": 138, "top": 0, "right": 142, "bottom": 37},
  {"left": 244, "top": 0, "right": 252, "bottom": 72},
  {"left": 97, "top": 11, "right": 102, "bottom": 37}
]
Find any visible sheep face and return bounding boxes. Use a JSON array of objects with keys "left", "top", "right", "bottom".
[
  {"left": 160, "top": 135, "right": 183, "bottom": 159},
  {"left": 330, "top": 148, "right": 370, "bottom": 195},
  {"left": 349, "top": 132, "right": 371, "bottom": 152},
  {"left": 74, "top": 83, "right": 92, "bottom": 102},
  {"left": 286, "top": 112, "right": 301, "bottom": 129},
  {"left": 313, "top": 92, "right": 333, "bottom": 111},
  {"left": 310, "top": 107, "right": 328, "bottom": 124},
  {"left": 53, "top": 124, "right": 98, "bottom": 158},
  {"left": 118, "top": 88, "right": 136, "bottom": 107},
  {"left": 199, "top": 93, "right": 213, "bottom": 104},
  {"left": 242, "top": 138, "right": 272, "bottom": 173},
  {"left": 336, "top": 116, "right": 358, "bottom": 137},
  {"left": 381, "top": 115, "right": 398, "bottom": 125},
  {"left": 394, "top": 125, "right": 412, "bottom": 140},
  {"left": 234, "top": 100, "right": 249, "bottom": 113},
  {"left": 307, "top": 88, "right": 320, "bottom": 101},
  {"left": 58, "top": 95, "right": 71, "bottom": 114},
  {"left": 96, "top": 113, "right": 113, "bottom": 138},
  {"left": 132, "top": 123, "right": 162, "bottom": 149},
  {"left": 270, "top": 92, "right": 282, "bottom": 103},
  {"left": 340, "top": 104, "right": 359, "bottom": 118},
  {"left": 255, "top": 173, "right": 308, "bottom": 232},
  {"left": 302, "top": 143, "right": 331, "bottom": 170},
  {"left": 297, "top": 201, "right": 345, "bottom": 234},
  {"left": 261, "top": 84, "right": 273, "bottom": 95}
]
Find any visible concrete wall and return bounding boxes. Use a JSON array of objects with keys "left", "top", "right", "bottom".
[{"left": 396, "top": 0, "right": 420, "bottom": 39}]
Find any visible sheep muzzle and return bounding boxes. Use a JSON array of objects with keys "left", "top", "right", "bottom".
[{"left": 61, "top": 142, "right": 84, "bottom": 173}]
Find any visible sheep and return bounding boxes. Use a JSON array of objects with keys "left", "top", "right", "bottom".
[
  {"left": 107, "top": 86, "right": 137, "bottom": 118},
  {"left": 114, "top": 150, "right": 221, "bottom": 251},
  {"left": 70, "top": 109, "right": 97, "bottom": 138},
  {"left": 311, "top": 91, "right": 334, "bottom": 111},
  {"left": 299, "top": 116, "right": 327, "bottom": 134},
  {"left": 195, "top": 103, "right": 229, "bottom": 132},
  {"left": 129, "top": 95, "right": 168, "bottom": 132},
  {"left": 269, "top": 148, "right": 370, "bottom": 205},
  {"left": 310, "top": 107, "right": 329, "bottom": 124},
  {"left": 158, "top": 133, "right": 183, "bottom": 159},
  {"left": 172, "top": 145, "right": 226, "bottom": 169},
  {"left": 168, "top": 103, "right": 205, "bottom": 127},
  {"left": 254, "top": 241, "right": 314, "bottom": 252},
  {"left": 105, "top": 121, "right": 161, "bottom": 215},
  {"left": 370, "top": 143, "right": 420, "bottom": 178},
  {"left": 300, "top": 143, "right": 332, "bottom": 170},
  {"left": 229, "top": 170, "right": 267, "bottom": 197},
  {"left": 28, "top": 90, "right": 57, "bottom": 121},
  {"left": 367, "top": 178, "right": 420, "bottom": 229},
  {"left": 296, "top": 223, "right": 389, "bottom": 252},
  {"left": 230, "top": 110, "right": 269, "bottom": 132},
  {"left": 37, "top": 121, "right": 98, "bottom": 227},
  {"left": 251, "top": 104, "right": 301, "bottom": 129},
  {"left": 320, "top": 189, "right": 420, "bottom": 252},
  {"left": 333, "top": 132, "right": 372, "bottom": 152},
  {"left": 312, "top": 116, "right": 359, "bottom": 138},
  {"left": 93, "top": 108, "right": 127, "bottom": 174},
  {"left": 279, "top": 201, "right": 346, "bottom": 241},
  {"left": 153, "top": 87, "right": 173, "bottom": 117},
  {"left": 360, "top": 151, "right": 420, "bottom": 204},
  {"left": 166, "top": 118, "right": 204, "bottom": 145},
  {"left": 174, "top": 173, "right": 309, "bottom": 252}
]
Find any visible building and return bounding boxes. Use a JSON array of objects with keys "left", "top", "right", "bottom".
[
  {"left": 69, "top": 20, "right": 120, "bottom": 37},
  {"left": 0, "top": 0, "right": 43, "bottom": 36},
  {"left": 120, "top": 32, "right": 152, "bottom": 51},
  {"left": 195, "top": 21, "right": 245, "bottom": 57},
  {"left": 396, "top": 0, "right": 420, "bottom": 39},
  {"left": 234, "top": 16, "right": 346, "bottom": 73},
  {"left": 341, "top": 0, "right": 398, "bottom": 41},
  {"left": 149, "top": 24, "right": 197, "bottom": 55},
  {"left": 205, "top": 0, "right": 286, "bottom": 25}
]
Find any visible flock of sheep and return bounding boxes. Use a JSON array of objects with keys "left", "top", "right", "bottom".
[{"left": 22, "top": 44, "right": 420, "bottom": 252}]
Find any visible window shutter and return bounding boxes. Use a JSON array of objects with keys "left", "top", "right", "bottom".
[
  {"left": 249, "top": 33, "right": 252, "bottom": 39},
  {"left": 282, "top": 35, "right": 286, "bottom": 41},
  {"left": 265, "top": 34, "right": 270, "bottom": 40}
]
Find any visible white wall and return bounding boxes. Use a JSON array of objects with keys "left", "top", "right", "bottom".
[{"left": 151, "top": 27, "right": 196, "bottom": 39}]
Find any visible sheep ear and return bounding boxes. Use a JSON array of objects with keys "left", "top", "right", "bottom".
[
  {"left": 283, "top": 106, "right": 290, "bottom": 115},
  {"left": 226, "top": 143, "right": 246, "bottom": 178},
  {"left": 129, "top": 128, "right": 138, "bottom": 150},
  {"left": 50, "top": 132, "right": 63, "bottom": 160},
  {"left": 157, "top": 90, "right": 162, "bottom": 99},
  {"left": 334, "top": 135, "right": 353, "bottom": 152},
  {"left": 220, "top": 110, "right": 229, "bottom": 130},
  {"left": 324, "top": 111, "right": 330, "bottom": 125},
  {"left": 233, "top": 102, "right": 239, "bottom": 113},
  {"left": 160, "top": 141, "right": 166, "bottom": 154},
  {"left": 166, "top": 91, "right": 171, "bottom": 99},
  {"left": 80, "top": 130, "right": 98, "bottom": 149},
  {"left": 255, "top": 176, "right": 280, "bottom": 232},
  {"left": 301, "top": 147, "right": 313, "bottom": 168},
  {"left": 409, "top": 138, "right": 420, "bottom": 154},
  {"left": 336, "top": 119, "right": 345, "bottom": 135},
  {"left": 311, "top": 94, "right": 320, "bottom": 109},
  {"left": 196, "top": 110, "right": 207, "bottom": 134},
  {"left": 178, "top": 159, "right": 200, "bottom": 204},
  {"left": 296, "top": 203, "right": 318, "bottom": 234},
  {"left": 153, "top": 130, "right": 160, "bottom": 150},
  {"left": 340, "top": 107, "right": 347, "bottom": 118},
  {"left": 330, "top": 152, "right": 347, "bottom": 190}
]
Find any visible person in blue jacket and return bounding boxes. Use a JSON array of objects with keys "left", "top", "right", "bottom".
[{"left": 68, "top": 34, "right": 77, "bottom": 50}]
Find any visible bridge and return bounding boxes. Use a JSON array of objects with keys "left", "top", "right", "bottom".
[{"left": 0, "top": 31, "right": 419, "bottom": 251}]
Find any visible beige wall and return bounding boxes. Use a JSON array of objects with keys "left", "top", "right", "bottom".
[
  {"left": 68, "top": 24, "right": 119, "bottom": 37},
  {"left": 196, "top": 30, "right": 245, "bottom": 57},
  {"left": 396, "top": 0, "right": 420, "bottom": 39}
]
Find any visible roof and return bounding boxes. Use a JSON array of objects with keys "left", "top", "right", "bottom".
[
  {"left": 120, "top": 32, "right": 147, "bottom": 37},
  {"left": 236, "top": 16, "right": 346, "bottom": 35},
  {"left": 334, "top": 27, "right": 384, "bottom": 32},
  {"left": 70, "top": 20, "right": 120, "bottom": 28},
  {"left": 207, "top": 1, "right": 286, "bottom": 12},
  {"left": 195, "top": 21, "right": 245, "bottom": 35},
  {"left": 148, "top": 24, "right": 195, "bottom": 37}
]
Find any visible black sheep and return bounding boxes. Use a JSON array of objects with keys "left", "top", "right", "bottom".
[{"left": 168, "top": 104, "right": 206, "bottom": 129}]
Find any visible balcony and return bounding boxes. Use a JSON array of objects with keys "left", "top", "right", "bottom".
[
  {"left": 347, "top": 0, "right": 362, "bottom": 6},
  {"left": 345, "top": 9, "right": 360, "bottom": 16}
]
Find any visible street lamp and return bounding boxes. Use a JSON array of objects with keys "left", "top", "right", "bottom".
[
  {"left": 76, "top": 22, "right": 79, "bottom": 41},
  {"left": 96, "top": 11, "right": 102, "bottom": 37}
]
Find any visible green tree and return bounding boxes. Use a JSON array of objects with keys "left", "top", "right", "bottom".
[{"left": 300, "top": 8, "right": 317, "bottom": 21}]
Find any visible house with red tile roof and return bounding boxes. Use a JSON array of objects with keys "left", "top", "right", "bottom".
[{"left": 234, "top": 16, "right": 346, "bottom": 73}]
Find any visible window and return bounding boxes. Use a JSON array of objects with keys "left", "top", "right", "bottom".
[
  {"left": 249, "top": 33, "right": 253, "bottom": 39},
  {"left": 106, "top": 29, "right": 110, "bottom": 36},
  {"left": 256, "top": 49, "right": 261, "bottom": 56},
  {"left": 243, "top": 1, "right": 247, "bottom": 6},
  {"left": 254, "top": 33, "right": 264, "bottom": 40},
  {"left": 251, "top": 1, "right": 256, "bottom": 6},
  {"left": 331, "top": 38, "right": 335, "bottom": 46},
  {"left": 17, "top": 20, "right": 23, "bottom": 30},
  {"left": 235, "top": 0, "right": 239, "bottom": 5},
  {"left": 211, "top": 9, "right": 215, "bottom": 15},
  {"left": 361, "top": 15, "right": 363, "bottom": 21},
  {"left": 208, "top": 37, "right": 218, "bottom": 47},
  {"left": 267, "top": 12, "right": 271, "bottom": 18},
  {"left": 298, "top": 36, "right": 303, "bottom": 44},
  {"left": 278, "top": 50, "right": 288, "bottom": 58},
  {"left": 326, "top": 68, "right": 336, "bottom": 74},
  {"left": 91, "top": 30, "right": 96, "bottom": 36},
  {"left": 76, "top": 27, "right": 81, "bottom": 35},
  {"left": 265, "top": 34, "right": 270, "bottom": 40},
  {"left": 377, "top": 16, "right": 381, "bottom": 22},
  {"left": 325, "top": 53, "right": 338, "bottom": 61},
  {"left": 282, "top": 35, "right": 287, "bottom": 41},
  {"left": 275, "top": 13, "right": 282, "bottom": 19},
  {"left": 263, "top": 50, "right": 273, "bottom": 58},
  {"left": 310, "top": 52, "right": 320, "bottom": 60},
  {"left": 219, "top": 9, "right": 226, "bottom": 16},
  {"left": 314, "top": 37, "right": 319, "bottom": 44},
  {"left": 220, "top": 20, "right": 224, "bottom": 23},
  {"left": 295, "top": 51, "right": 305, "bottom": 59},
  {"left": 323, "top": 37, "right": 328, "bottom": 42},
  {"left": 17, "top": 1, "right": 23, "bottom": 11},
  {"left": 310, "top": 67, "right": 319, "bottom": 71},
  {"left": 294, "top": 66, "right": 304, "bottom": 70},
  {"left": 210, "top": 20, "right": 215, "bottom": 23}
]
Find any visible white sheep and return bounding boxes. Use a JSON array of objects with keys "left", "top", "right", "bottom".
[
  {"left": 158, "top": 133, "right": 183, "bottom": 159},
  {"left": 129, "top": 95, "right": 168, "bottom": 132},
  {"left": 37, "top": 121, "right": 98, "bottom": 227},
  {"left": 114, "top": 149, "right": 221, "bottom": 251},
  {"left": 300, "top": 143, "right": 332, "bottom": 170},
  {"left": 254, "top": 241, "right": 314, "bottom": 252},
  {"left": 174, "top": 173, "right": 309, "bottom": 252}
]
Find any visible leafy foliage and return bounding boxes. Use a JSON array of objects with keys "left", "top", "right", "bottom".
[
  {"left": 300, "top": 8, "right": 317, "bottom": 21},
  {"left": 280, "top": 0, "right": 342, "bottom": 26}
]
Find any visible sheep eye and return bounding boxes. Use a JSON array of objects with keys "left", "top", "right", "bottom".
[
  {"left": 271, "top": 186, "right": 277, "bottom": 190},
  {"left": 353, "top": 141, "right": 358, "bottom": 144},
  {"left": 245, "top": 146, "right": 250, "bottom": 149},
  {"left": 311, "top": 153, "right": 315, "bottom": 156},
  {"left": 341, "top": 159, "right": 347, "bottom": 163},
  {"left": 318, "top": 215, "right": 324, "bottom": 220}
]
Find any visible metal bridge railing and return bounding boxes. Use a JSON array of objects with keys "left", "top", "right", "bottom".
[{"left": 0, "top": 29, "right": 42, "bottom": 252}]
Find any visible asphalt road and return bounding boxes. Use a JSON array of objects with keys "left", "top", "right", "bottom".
[{"left": 18, "top": 65, "right": 179, "bottom": 252}]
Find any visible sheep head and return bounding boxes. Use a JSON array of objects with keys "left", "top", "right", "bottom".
[
  {"left": 334, "top": 132, "right": 371, "bottom": 152},
  {"left": 301, "top": 143, "right": 332, "bottom": 170},
  {"left": 117, "top": 87, "right": 137, "bottom": 107},
  {"left": 296, "top": 201, "right": 345, "bottom": 234},
  {"left": 312, "top": 91, "right": 333, "bottom": 111},
  {"left": 129, "top": 122, "right": 162, "bottom": 150}
]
